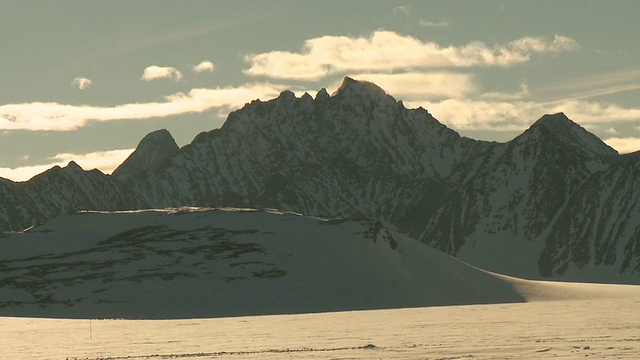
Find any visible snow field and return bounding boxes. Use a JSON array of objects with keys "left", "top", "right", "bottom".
[{"left": 2, "top": 296, "right": 640, "bottom": 359}]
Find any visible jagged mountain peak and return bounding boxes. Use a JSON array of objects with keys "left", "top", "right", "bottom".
[
  {"left": 535, "top": 111, "right": 570, "bottom": 122},
  {"left": 139, "top": 128, "right": 176, "bottom": 145},
  {"left": 331, "top": 76, "right": 395, "bottom": 103},
  {"left": 111, "top": 129, "right": 179, "bottom": 183},
  {"left": 37, "top": 161, "right": 83, "bottom": 178},
  {"left": 300, "top": 92, "right": 313, "bottom": 102},
  {"left": 520, "top": 112, "right": 617, "bottom": 158},
  {"left": 223, "top": 77, "right": 406, "bottom": 133},
  {"left": 530, "top": 112, "right": 581, "bottom": 135},
  {"left": 64, "top": 161, "right": 83, "bottom": 171},
  {"left": 222, "top": 78, "right": 402, "bottom": 134},
  {"left": 276, "top": 89, "right": 297, "bottom": 101},
  {"left": 200, "top": 76, "right": 473, "bottom": 181},
  {"left": 315, "top": 88, "right": 330, "bottom": 102}
]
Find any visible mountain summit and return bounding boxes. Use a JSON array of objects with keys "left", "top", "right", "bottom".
[
  {"left": 112, "top": 129, "right": 179, "bottom": 182},
  {"left": 331, "top": 76, "right": 391, "bottom": 101},
  {"left": 526, "top": 112, "right": 617, "bottom": 158}
]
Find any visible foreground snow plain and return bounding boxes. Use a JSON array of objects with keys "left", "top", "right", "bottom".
[
  {"left": 2, "top": 294, "right": 640, "bottom": 360},
  {"left": 3, "top": 208, "right": 640, "bottom": 359}
]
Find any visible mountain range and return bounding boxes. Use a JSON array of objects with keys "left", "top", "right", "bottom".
[{"left": 1, "top": 77, "right": 638, "bottom": 283}]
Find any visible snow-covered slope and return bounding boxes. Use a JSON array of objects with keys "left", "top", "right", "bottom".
[
  {"left": 0, "top": 208, "right": 525, "bottom": 319},
  {"left": 539, "top": 152, "right": 640, "bottom": 281},
  {"left": 421, "top": 113, "right": 619, "bottom": 278}
]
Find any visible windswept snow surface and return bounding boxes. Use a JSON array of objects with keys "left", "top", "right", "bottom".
[{"left": 2, "top": 296, "right": 640, "bottom": 359}]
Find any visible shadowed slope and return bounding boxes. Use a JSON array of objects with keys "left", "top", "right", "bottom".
[{"left": 0, "top": 208, "right": 525, "bottom": 319}]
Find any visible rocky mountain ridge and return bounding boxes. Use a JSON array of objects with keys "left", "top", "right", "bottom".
[{"left": 0, "top": 77, "right": 637, "bottom": 282}]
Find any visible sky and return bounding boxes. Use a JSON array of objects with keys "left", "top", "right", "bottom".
[{"left": 1, "top": 0, "right": 639, "bottom": 181}]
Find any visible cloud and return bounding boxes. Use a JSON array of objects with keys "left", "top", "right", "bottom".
[
  {"left": 0, "top": 83, "right": 291, "bottom": 131},
  {"left": 342, "top": 72, "right": 477, "bottom": 100},
  {"left": 393, "top": 5, "right": 411, "bottom": 15},
  {"left": 602, "top": 137, "right": 640, "bottom": 154},
  {"left": 533, "top": 68, "right": 640, "bottom": 101},
  {"left": 548, "top": 100, "right": 640, "bottom": 124},
  {"left": 418, "top": 19, "right": 449, "bottom": 28},
  {"left": 605, "top": 127, "right": 619, "bottom": 135},
  {"left": 72, "top": 77, "right": 93, "bottom": 90},
  {"left": 480, "top": 81, "right": 531, "bottom": 101},
  {"left": 0, "top": 149, "right": 134, "bottom": 182},
  {"left": 405, "top": 99, "right": 536, "bottom": 132},
  {"left": 404, "top": 98, "right": 640, "bottom": 133},
  {"left": 141, "top": 65, "right": 183, "bottom": 81},
  {"left": 243, "top": 30, "right": 579, "bottom": 80},
  {"left": 193, "top": 60, "right": 215, "bottom": 73}
]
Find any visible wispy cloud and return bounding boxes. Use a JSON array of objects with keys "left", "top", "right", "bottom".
[
  {"left": 533, "top": 68, "right": 640, "bottom": 101},
  {"left": 72, "top": 77, "right": 93, "bottom": 90},
  {"left": 603, "top": 137, "right": 640, "bottom": 154},
  {"left": 0, "top": 83, "right": 291, "bottom": 131},
  {"left": 0, "top": 149, "right": 134, "bottom": 182},
  {"left": 418, "top": 19, "right": 449, "bottom": 28},
  {"left": 243, "top": 30, "right": 579, "bottom": 80},
  {"left": 480, "top": 81, "right": 530, "bottom": 101},
  {"left": 339, "top": 72, "right": 477, "bottom": 100},
  {"left": 193, "top": 60, "right": 215, "bottom": 73},
  {"left": 141, "top": 65, "right": 183, "bottom": 81},
  {"left": 404, "top": 98, "right": 640, "bottom": 135},
  {"left": 393, "top": 5, "right": 411, "bottom": 15}
]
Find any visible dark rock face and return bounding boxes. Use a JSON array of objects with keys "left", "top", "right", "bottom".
[
  {"left": 0, "top": 78, "right": 638, "bottom": 282},
  {"left": 111, "top": 129, "right": 180, "bottom": 183},
  {"left": 539, "top": 154, "right": 640, "bottom": 278}
]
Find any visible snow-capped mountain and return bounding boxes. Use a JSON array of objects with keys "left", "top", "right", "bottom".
[
  {"left": 0, "top": 77, "right": 638, "bottom": 283},
  {"left": 126, "top": 78, "right": 488, "bottom": 213},
  {"left": 0, "top": 208, "right": 526, "bottom": 318},
  {"left": 421, "top": 113, "right": 619, "bottom": 278}
]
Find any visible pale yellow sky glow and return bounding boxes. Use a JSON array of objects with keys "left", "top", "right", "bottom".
[
  {"left": 0, "top": 149, "right": 134, "bottom": 182},
  {"left": 0, "top": 83, "right": 293, "bottom": 131}
]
